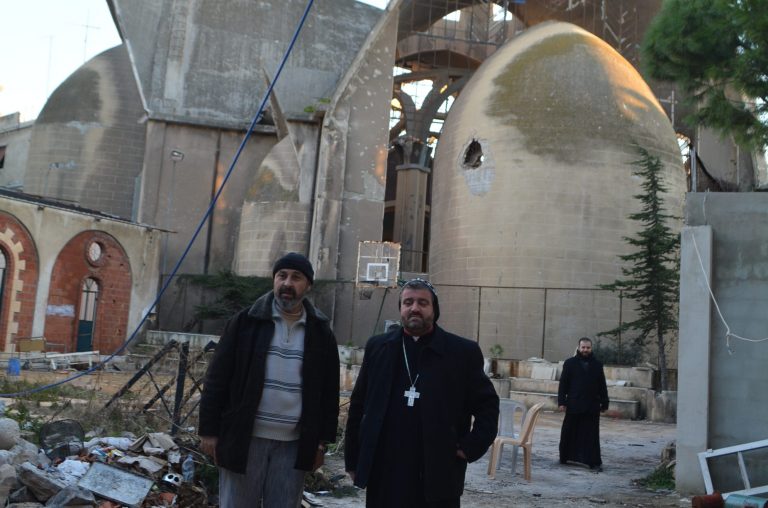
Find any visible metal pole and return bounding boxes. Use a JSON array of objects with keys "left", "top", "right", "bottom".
[
  {"left": 540, "top": 289, "right": 547, "bottom": 358},
  {"left": 618, "top": 290, "right": 623, "bottom": 363},
  {"left": 171, "top": 341, "right": 189, "bottom": 435},
  {"left": 691, "top": 146, "right": 698, "bottom": 192},
  {"left": 104, "top": 340, "right": 178, "bottom": 409},
  {"left": 476, "top": 287, "right": 482, "bottom": 343}
]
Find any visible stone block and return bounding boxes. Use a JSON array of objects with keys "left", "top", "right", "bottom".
[
  {"left": 0, "top": 419, "right": 21, "bottom": 450},
  {"left": 0, "top": 463, "right": 18, "bottom": 506},
  {"left": 530, "top": 364, "right": 557, "bottom": 380},
  {"left": 43, "top": 485, "right": 95, "bottom": 507},
  {"left": 604, "top": 365, "right": 655, "bottom": 389},
  {"left": 18, "top": 462, "right": 68, "bottom": 502},
  {"left": 508, "top": 378, "right": 559, "bottom": 395},
  {"left": 0, "top": 450, "right": 13, "bottom": 466},
  {"left": 8, "top": 485, "right": 36, "bottom": 504},
  {"left": 491, "top": 378, "right": 511, "bottom": 399},
  {"left": 339, "top": 364, "right": 361, "bottom": 393},
  {"left": 647, "top": 390, "right": 677, "bottom": 423},
  {"left": 9, "top": 440, "right": 40, "bottom": 466}
]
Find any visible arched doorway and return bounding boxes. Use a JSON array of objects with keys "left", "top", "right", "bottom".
[
  {"left": 0, "top": 250, "right": 7, "bottom": 333},
  {"left": 0, "top": 212, "right": 39, "bottom": 352},
  {"left": 45, "top": 231, "right": 132, "bottom": 354}
]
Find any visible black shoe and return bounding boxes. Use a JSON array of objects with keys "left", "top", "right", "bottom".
[{"left": 590, "top": 465, "right": 603, "bottom": 473}]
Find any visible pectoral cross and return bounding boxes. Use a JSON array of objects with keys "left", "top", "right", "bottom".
[{"left": 404, "top": 385, "right": 420, "bottom": 407}]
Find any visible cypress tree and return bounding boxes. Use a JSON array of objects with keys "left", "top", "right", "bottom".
[{"left": 599, "top": 147, "right": 680, "bottom": 391}]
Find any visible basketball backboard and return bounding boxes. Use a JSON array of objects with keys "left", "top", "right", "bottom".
[{"left": 356, "top": 241, "right": 400, "bottom": 288}]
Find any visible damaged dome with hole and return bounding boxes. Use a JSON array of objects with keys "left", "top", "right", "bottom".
[{"left": 428, "top": 21, "right": 686, "bottom": 351}]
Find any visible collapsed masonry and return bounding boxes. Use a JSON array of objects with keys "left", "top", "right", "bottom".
[{"left": 0, "top": 417, "right": 206, "bottom": 507}]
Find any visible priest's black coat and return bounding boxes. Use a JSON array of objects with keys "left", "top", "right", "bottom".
[
  {"left": 557, "top": 353, "right": 609, "bottom": 414},
  {"left": 344, "top": 325, "right": 499, "bottom": 503},
  {"left": 557, "top": 353, "right": 609, "bottom": 467}
]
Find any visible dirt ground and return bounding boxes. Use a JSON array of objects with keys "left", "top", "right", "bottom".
[
  {"left": 4, "top": 370, "right": 691, "bottom": 507},
  {"left": 316, "top": 411, "right": 690, "bottom": 508}
]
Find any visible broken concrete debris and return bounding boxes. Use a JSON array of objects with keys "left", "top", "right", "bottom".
[
  {"left": 45, "top": 485, "right": 96, "bottom": 506},
  {"left": 0, "top": 417, "right": 208, "bottom": 507}
]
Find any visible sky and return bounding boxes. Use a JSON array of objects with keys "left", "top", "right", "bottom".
[{"left": 0, "top": 0, "right": 389, "bottom": 123}]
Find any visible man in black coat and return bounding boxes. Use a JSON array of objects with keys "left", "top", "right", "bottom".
[
  {"left": 199, "top": 253, "right": 340, "bottom": 508},
  {"left": 557, "top": 336, "right": 609, "bottom": 472},
  {"left": 345, "top": 279, "right": 499, "bottom": 507}
]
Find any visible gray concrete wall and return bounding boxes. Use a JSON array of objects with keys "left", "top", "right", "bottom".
[
  {"left": 308, "top": 2, "right": 399, "bottom": 344},
  {"left": 0, "top": 195, "right": 161, "bottom": 342},
  {"left": 677, "top": 225, "right": 712, "bottom": 493},
  {"left": 136, "top": 121, "right": 274, "bottom": 332},
  {"left": 678, "top": 194, "right": 768, "bottom": 494},
  {"left": 111, "top": 0, "right": 381, "bottom": 126},
  {"left": 137, "top": 121, "right": 274, "bottom": 277},
  {"left": 0, "top": 114, "right": 33, "bottom": 191},
  {"left": 697, "top": 127, "right": 755, "bottom": 191},
  {"left": 234, "top": 121, "right": 319, "bottom": 276}
]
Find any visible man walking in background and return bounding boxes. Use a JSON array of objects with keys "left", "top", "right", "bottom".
[
  {"left": 199, "top": 253, "right": 340, "bottom": 508},
  {"left": 345, "top": 278, "right": 499, "bottom": 507},
  {"left": 558, "top": 336, "right": 609, "bottom": 472}
]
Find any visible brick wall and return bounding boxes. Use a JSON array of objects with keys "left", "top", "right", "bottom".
[
  {"left": 45, "top": 230, "right": 132, "bottom": 353},
  {"left": 0, "top": 212, "right": 39, "bottom": 352}
]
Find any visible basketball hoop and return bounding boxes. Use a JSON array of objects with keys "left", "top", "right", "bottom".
[{"left": 355, "top": 241, "right": 401, "bottom": 289}]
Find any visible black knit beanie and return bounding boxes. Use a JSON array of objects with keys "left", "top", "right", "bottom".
[{"left": 272, "top": 252, "right": 314, "bottom": 284}]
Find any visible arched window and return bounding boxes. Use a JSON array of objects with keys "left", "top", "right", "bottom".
[
  {"left": 0, "top": 250, "right": 7, "bottom": 320},
  {"left": 79, "top": 278, "right": 99, "bottom": 321},
  {"left": 77, "top": 278, "right": 99, "bottom": 352}
]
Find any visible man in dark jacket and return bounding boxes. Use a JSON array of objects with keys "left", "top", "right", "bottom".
[
  {"left": 557, "top": 336, "right": 609, "bottom": 472},
  {"left": 345, "top": 278, "right": 499, "bottom": 507},
  {"left": 199, "top": 253, "right": 340, "bottom": 508}
]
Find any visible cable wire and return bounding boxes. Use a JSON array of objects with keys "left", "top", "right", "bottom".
[{"left": 689, "top": 229, "right": 768, "bottom": 354}]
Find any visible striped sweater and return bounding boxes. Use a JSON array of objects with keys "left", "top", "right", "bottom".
[{"left": 251, "top": 302, "right": 306, "bottom": 441}]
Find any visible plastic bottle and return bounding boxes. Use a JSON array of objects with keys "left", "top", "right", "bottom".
[{"left": 182, "top": 454, "right": 195, "bottom": 482}]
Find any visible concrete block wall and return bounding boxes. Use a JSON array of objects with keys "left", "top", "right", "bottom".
[
  {"left": 677, "top": 194, "right": 768, "bottom": 494},
  {"left": 235, "top": 202, "right": 311, "bottom": 276},
  {"left": 435, "top": 285, "right": 636, "bottom": 364}
]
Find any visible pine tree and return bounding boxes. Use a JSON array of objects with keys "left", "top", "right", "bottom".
[
  {"left": 642, "top": 0, "right": 768, "bottom": 150},
  {"left": 599, "top": 147, "right": 680, "bottom": 391}
]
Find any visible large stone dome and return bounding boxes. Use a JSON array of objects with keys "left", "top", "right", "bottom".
[{"left": 428, "top": 21, "right": 686, "bottom": 360}]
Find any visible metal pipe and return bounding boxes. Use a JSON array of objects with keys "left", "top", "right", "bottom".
[{"left": 171, "top": 341, "right": 190, "bottom": 435}]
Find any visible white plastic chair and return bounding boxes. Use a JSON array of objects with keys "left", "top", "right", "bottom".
[
  {"left": 487, "top": 402, "right": 545, "bottom": 481},
  {"left": 489, "top": 399, "right": 527, "bottom": 475}
]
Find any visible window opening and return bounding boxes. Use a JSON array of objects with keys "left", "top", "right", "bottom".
[
  {"left": 493, "top": 4, "right": 510, "bottom": 22},
  {"left": 87, "top": 241, "right": 103, "bottom": 264},
  {"left": 390, "top": 97, "right": 403, "bottom": 133},
  {"left": 0, "top": 251, "right": 7, "bottom": 321},
  {"left": 462, "top": 140, "right": 484, "bottom": 169},
  {"left": 444, "top": 10, "right": 460, "bottom": 22},
  {"left": 79, "top": 278, "right": 99, "bottom": 321}
]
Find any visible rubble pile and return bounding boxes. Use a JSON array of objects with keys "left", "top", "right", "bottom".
[{"left": 0, "top": 417, "right": 209, "bottom": 507}]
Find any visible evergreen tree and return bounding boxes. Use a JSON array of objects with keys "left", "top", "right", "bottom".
[
  {"left": 599, "top": 147, "right": 679, "bottom": 391},
  {"left": 641, "top": 0, "right": 768, "bottom": 150}
]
